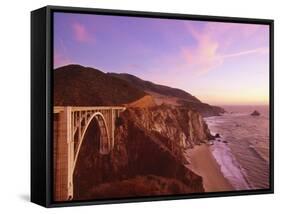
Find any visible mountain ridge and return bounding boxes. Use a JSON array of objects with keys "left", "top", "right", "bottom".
[
  {"left": 108, "top": 72, "right": 201, "bottom": 103},
  {"left": 108, "top": 72, "right": 225, "bottom": 116},
  {"left": 54, "top": 64, "right": 146, "bottom": 106},
  {"left": 54, "top": 64, "right": 224, "bottom": 116}
]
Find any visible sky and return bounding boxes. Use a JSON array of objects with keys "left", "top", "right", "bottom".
[{"left": 54, "top": 12, "right": 270, "bottom": 106}]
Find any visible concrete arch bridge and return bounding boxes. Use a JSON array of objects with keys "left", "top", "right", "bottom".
[{"left": 53, "top": 106, "right": 125, "bottom": 201}]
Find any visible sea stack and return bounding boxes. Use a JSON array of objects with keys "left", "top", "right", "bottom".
[{"left": 251, "top": 110, "right": 260, "bottom": 116}]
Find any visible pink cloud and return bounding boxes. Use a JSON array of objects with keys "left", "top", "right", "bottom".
[
  {"left": 72, "top": 22, "right": 91, "bottom": 43},
  {"left": 182, "top": 22, "right": 269, "bottom": 74},
  {"left": 143, "top": 22, "right": 269, "bottom": 87},
  {"left": 183, "top": 23, "right": 223, "bottom": 74}
]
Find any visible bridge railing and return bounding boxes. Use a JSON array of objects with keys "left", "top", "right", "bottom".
[{"left": 54, "top": 106, "right": 126, "bottom": 113}]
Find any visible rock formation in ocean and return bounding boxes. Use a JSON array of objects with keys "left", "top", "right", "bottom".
[{"left": 251, "top": 110, "right": 260, "bottom": 116}]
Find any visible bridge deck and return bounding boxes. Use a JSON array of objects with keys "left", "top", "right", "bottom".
[{"left": 54, "top": 106, "right": 126, "bottom": 113}]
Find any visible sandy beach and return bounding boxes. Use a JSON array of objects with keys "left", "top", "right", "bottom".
[{"left": 186, "top": 144, "right": 234, "bottom": 192}]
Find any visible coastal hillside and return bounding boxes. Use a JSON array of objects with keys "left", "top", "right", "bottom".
[
  {"left": 54, "top": 65, "right": 146, "bottom": 106},
  {"left": 54, "top": 64, "right": 224, "bottom": 116},
  {"left": 109, "top": 73, "right": 225, "bottom": 116},
  {"left": 109, "top": 73, "right": 201, "bottom": 103},
  {"left": 179, "top": 100, "right": 225, "bottom": 117},
  {"left": 125, "top": 95, "right": 156, "bottom": 108}
]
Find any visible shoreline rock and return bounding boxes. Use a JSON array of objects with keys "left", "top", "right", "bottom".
[{"left": 215, "top": 133, "right": 221, "bottom": 138}]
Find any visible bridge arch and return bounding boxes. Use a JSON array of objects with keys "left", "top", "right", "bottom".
[
  {"left": 53, "top": 106, "right": 125, "bottom": 201},
  {"left": 72, "top": 112, "right": 110, "bottom": 174}
]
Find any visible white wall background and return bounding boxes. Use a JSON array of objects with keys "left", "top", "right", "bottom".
[{"left": 0, "top": 0, "right": 279, "bottom": 212}]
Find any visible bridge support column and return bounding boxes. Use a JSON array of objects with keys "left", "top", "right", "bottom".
[{"left": 54, "top": 107, "right": 73, "bottom": 201}]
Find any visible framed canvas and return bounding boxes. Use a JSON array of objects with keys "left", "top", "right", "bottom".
[{"left": 31, "top": 5, "right": 274, "bottom": 207}]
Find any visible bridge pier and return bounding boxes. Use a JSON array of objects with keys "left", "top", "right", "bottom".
[{"left": 54, "top": 107, "right": 73, "bottom": 201}]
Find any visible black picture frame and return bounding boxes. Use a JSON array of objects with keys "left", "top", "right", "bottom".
[{"left": 31, "top": 5, "right": 274, "bottom": 208}]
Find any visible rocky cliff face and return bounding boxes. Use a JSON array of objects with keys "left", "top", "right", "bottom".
[
  {"left": 73, "top": 105, "right": 210, "bottom": 200},
  {"left": 123, "top": 105, "right": 212, "bottom": 150}
]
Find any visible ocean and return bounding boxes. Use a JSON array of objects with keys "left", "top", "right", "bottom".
[{"left": 204, "top": 105, "right": 270, "bottom": 190}]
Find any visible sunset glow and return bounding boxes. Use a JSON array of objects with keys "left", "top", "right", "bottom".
[{"left": 54, "top": 13, "right": 269, "bottom": 106}]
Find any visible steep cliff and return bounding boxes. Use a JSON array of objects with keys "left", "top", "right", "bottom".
[
  {"left": 123, "top": 105, "right": 212, "bottom": 150},
  {"left": 73, "top": 105, "right": 210, "bottom": 200}
]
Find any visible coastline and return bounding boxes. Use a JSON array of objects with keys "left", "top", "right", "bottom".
[
  {"left": 186, "top": 144, "right": 234, "bottom": 192},
  {"left": 204, "top": 109, "right": 270, "bottom": 190}
]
